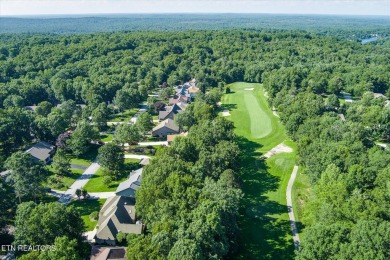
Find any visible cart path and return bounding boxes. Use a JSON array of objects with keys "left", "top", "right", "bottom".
[{"left": 286, "top": 165, "right": 300, "bottom": 250}]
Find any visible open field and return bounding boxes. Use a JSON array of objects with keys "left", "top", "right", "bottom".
[
  {"left": 70, "top": 199, "right": 106, "bottom": 231},
  {"left": 222, "top": 82, "right": 297, "bottom": 259}
]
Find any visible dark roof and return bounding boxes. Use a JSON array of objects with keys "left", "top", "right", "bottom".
[
  {"left": 152, "top": 119, "right": 180, "bottom": 133},
  {"left": 25, "top": 141, "right": 55, "bottom": 161},
  {"left": 158, "top": 103, "right": 183, "bottom": 120},
  {"left": 95, "top": 196, "right": 142, "bottom": 241}
]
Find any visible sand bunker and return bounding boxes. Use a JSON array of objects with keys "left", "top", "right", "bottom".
[
  {"left": 264, "top": 91, "right": 269, "bottom": 98},
  {"left": 262, "top": 143, "right": 293, "bottom": 159},
  {"left": 244, "top": 88, "right": 254, "bottom": 91},
  {"left": 222, "top": 110, "right": 231, "bottom": 116}
]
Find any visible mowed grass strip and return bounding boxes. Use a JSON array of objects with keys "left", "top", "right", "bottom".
[{"left": 244, "top": 93, "right": 272, "bottom": 139}]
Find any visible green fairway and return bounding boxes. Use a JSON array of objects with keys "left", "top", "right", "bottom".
[{"left": 222, "top": 82, "right": 296, "bottom": 259}]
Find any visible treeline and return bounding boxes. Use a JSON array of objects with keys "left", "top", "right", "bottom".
[{"left": 1, "top": 14, "right": 390, "bottom": 42}]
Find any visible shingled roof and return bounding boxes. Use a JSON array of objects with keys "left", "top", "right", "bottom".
[
  {"left": 115, "top": 168, "right": 143, "bottom": 198},
  {"left": 95, "top": 196, "right": 143, "bottom": 242},
  {"left": 152, "top": 118, "right": 180, "bottom": 133},
  {"left": 25, "top": 141, "right": 55, "bottom": 162}
]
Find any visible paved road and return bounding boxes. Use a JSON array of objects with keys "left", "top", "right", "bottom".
[
  {"left": 59, "top": 162, "right": 100, "bottom": 203},
  {"left": 286, "top": 165, "right": 300, "bottom": 251},
  {"left": 124, "top": 154, "right": 151, "bottom": 159}
]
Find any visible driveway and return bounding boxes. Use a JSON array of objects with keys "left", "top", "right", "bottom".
[
  {"left": 130, "top": 104, "right": 148, "bottom": 123},
  {"left": 89, "top": 192, "right": 115, "bottom": 199},
  {"left": 59, "top": 162, "right": 100, "bottom": 203},
  {"left": 124, "top": 154, "right": 151, "bottom": 160}
]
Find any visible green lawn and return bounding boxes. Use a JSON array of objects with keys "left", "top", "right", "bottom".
[
  {"left": 100, "top": 133, "right": 114, "bottom": 142},
  {"left": 70, "top": 199, "right": 106, "bottom": 231},
  {"left": 44, "top": 166, "right": 84, "bottom": 191},
  {"left": 68, "top": 144, "right": 99, "bottom": 166},
  {"left": 83, "top": 159, "right": 139, "bottom": 192},
  {"left": 108, "top": 108, "right": 139, "bottom": 122},
  {"left": 222, "top": 82, "right": 297, "bottom": 259}
]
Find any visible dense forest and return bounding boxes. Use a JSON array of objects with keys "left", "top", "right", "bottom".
[
  {"left": 0, "top": 28, "right": 389, "bottom": 259},
  {"left": 1, "top": 14, "right": 390, "bottom": 41}
]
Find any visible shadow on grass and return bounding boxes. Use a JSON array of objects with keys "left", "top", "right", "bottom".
[
  {"left": 235, "top": 137, "right": 298, "bottom": 259},
  {"left": 220, "top": 103, "right": 238, "bottom": 111},
  {"left": 70, "top": 199, "right": 103, "bottom": 216}
]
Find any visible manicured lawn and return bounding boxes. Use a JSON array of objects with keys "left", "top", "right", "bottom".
[
  {"left": 100, "top": 133, "right": 113, "bottom": 142},
  {"left": 124, "top": 158, "right": 141, "bottom": 164},
  {"left": 108, "top": 108, "right": 139, "bottom": 122},
  {"left": 70, "top": 199, "right": 106, "bottom": 231},
  {"left": 83, "top": 162, "right": 137, "bottom": 192},
  {"left": 223, "top": 82, "right": 286, "bottom": 152},
  {"left": 68, "top": 144, "right": 99, "bottom": 166},
  {"left": 222, "top": 82, "right": 296, "bottom": 259},
  {"left": 44, "top": 166, "right": 84, "bottom": 191}
]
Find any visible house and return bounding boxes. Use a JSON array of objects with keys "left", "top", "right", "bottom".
[
  {"left": 169, "top": 95, "right": 190, "bottom": 105},
  {"left": 158, "top": 103, "right": 183, "bottom": 121},
  {"left": 94, "top": 196, "right": 143, "bottom": 245},
  {"left": 90, "top": 246, "right": 126, "bottom": 260},
  {"left": 152, "top": 119, "right": 179, "bottom": 137},
  {"left": 25, "top": 141, "right": 56, "bottom": 164},
  {"left": 167, "top": 132, "right": 188, "bottom": 145},
  {"left": 188, "top": 86, "right": 199, "bottom": 95},
  {"left": 94, "top": 169, "right": 144, "bottom": 245},
  {"left": 115, "top": 168, "right": 142, "bottom": 198}
]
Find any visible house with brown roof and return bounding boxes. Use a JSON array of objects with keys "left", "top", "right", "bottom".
[
  {"left": 90, "top": 246, "right": 126, "bottom": 260},
  {"left": 167, "top": 132, "right": 188, "bottom": 145},
  {"left": 152, "top": 119, "right": 180, "bottom": 137}
]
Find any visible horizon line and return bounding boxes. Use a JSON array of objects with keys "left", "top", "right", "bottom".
[{"left": 2, "top": 12, "right": 390, "bottom": 18}]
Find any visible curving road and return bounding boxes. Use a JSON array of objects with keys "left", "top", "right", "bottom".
[{"left": 286, "top": 165, "right": 300, "bottom": 250}]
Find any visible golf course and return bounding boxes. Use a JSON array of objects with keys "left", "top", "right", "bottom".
[{"left": 222, "top": 82, "right": 297, "bottom": 259}]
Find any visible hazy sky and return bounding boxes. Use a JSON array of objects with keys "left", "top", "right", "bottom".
[{"left": 1, "top": 0, "right": 389, "bottom": 16}]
